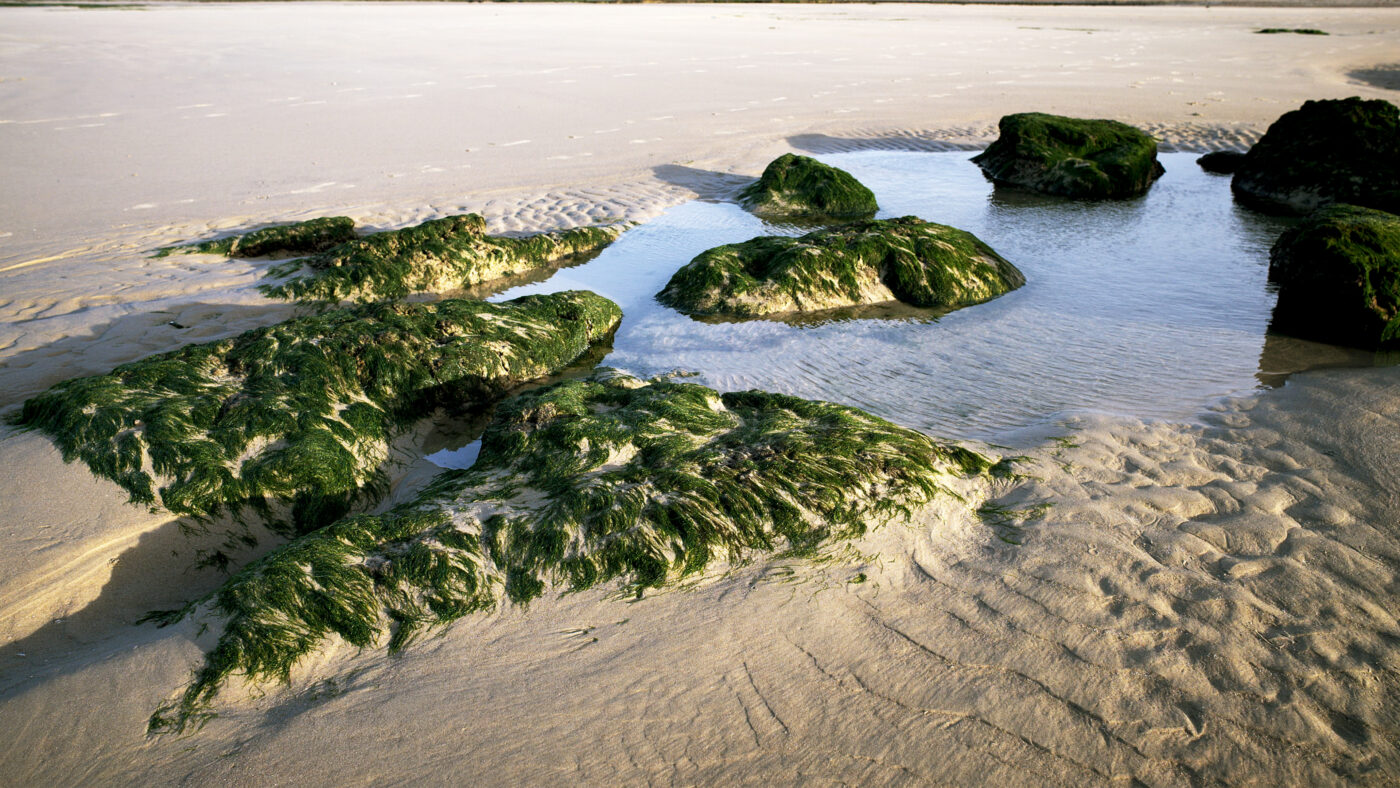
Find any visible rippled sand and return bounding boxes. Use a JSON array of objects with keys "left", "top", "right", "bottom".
[{"left": 2, "top": 3, "right": 1398, "bottom": 785}]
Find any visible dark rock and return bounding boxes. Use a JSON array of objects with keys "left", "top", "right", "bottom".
[
  {"left": 972, "top": 112, "right": 1164, "bottom": 199},
  {"left": 739, "top": 153, "right": 878, "bottom": 220},
  {"left": 657, "top": 216, "right": 1024, "bottom": 319},
  {"left": 1232, "top": 97, "right": 1400, "bottom": 215},
  {"left": 1197, "top": 150, "right": 1246, "bottom": 174},
  {"left": 1269, "top": 204, "right": 1400, "bottom": 349}
]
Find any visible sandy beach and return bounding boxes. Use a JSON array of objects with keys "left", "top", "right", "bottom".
[{"left": 2, "top": 3, "right": 1399, "bottom": 784}]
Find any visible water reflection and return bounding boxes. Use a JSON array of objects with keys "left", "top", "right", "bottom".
[
  {"left": 1256, "top": 333, "right": 1397, "bottom": 388},
  {"left": 479, "top": 151, "right": 1370, "bottom": 442}
]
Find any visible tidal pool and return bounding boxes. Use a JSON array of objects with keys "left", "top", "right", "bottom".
[
  {"left": 469, "top": 150, "right": 1300, "bottom": 448},
  {"left": 425, "top": 150, "right": 1332, "bottom": 475}
]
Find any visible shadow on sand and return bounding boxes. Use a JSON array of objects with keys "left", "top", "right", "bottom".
[
  {"left": 787, "top": 132, "right": 984, "bottom": 156},
  {"left": 651, "top": 164, "right": 755, "bottom": 203}
]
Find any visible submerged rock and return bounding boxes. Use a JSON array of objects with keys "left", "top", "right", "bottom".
[
  {"left": 1232, "top": 97, "right": 1400, "bottom": 215},
  {"left": 147, "top": 371, "right": 998, "bottom": 733},
  {"left": 972, "top": 112, "right": 1164, "bottom": 198},
  {"left": 738, "top": 153, "right": 878, "bottom": 220},
  {"left": 656, "top": 216, "right": 1025, "bottom": 319},
  {"left": 1268, "top": 204, "right": 1400, "bottom": 349},
  {"left": 1197, "top": 151, "right": 1246, "bottom": 175},
  {"left": 261, "top": 213, "right": 623, "bottom": 305},
  {"left": 155, "top": 217, "right": 356, "bottom": 258},
  {"left": 11, "top": 291, "right": 622, "bottom": 534}
]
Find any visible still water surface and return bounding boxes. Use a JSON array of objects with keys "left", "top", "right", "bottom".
[{"left": 469, "top": 151, "right": 1295, "bottom": 449}]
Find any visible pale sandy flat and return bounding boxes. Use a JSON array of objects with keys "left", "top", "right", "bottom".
[{"left": 1, "top": 3, "right": 1398, "bottom": 785}]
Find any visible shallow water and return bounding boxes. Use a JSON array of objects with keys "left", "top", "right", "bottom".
[{"left": 477, "top": 151, "right": 1302, "bottom": 446}]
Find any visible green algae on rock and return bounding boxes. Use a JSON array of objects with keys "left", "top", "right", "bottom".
[
  {"left": 260, "top": 213, "right": 623, "bottom": 305},
  {"left": 147, "top": 371, "right": 997, "bottom": 733},
  {"left": 656, "top": 216, "right": 1025, "bottom": 319},
  {"left": 738, "top": 153, "right": 878, "bottom": 220},
  {"left": 972, "top": 112, "right": 1164, "bottom": 199},
  {"left": 1268, "top": 204, "right": 1400, "bottom": 349},
  {"left": 10, "top": 292, "right": 622, "bottom": 536},
  {"left": 154, "top": 217, "right": 356, "bottom": 258},
  {"left": 1232, "top": 98, "right": 1400, "bottom": 216}
]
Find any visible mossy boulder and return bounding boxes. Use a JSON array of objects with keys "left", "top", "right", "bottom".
[
  {"left": 656, "top": 216, "right": 1025, "bottom": 319},
  {"left": 972, "top": 113, "right": 1164, "bottom": 199},
  {"left": 156, "top": 217, "right": 356, "bottom": 258},
  {"left": 1197, "top": 151, "right": 1246, "bottom": 175},
  {"left": 147, "top": 371, "right": 998, "bottom": 733},
  {"left": 261, "top": 214, "right": 623, "bottom": 305},
  {"left": 11, "top": 291, "right": 622, "bottom": 535},
  {"left": 1232, "top": 98, "right": 1400, "bottom": 215},
  {"left": 738, "top": 153, "right": 879, "bottom": 220},
  {"left": 1268, "top": 204, "right": 1400, "bottom": 348}
]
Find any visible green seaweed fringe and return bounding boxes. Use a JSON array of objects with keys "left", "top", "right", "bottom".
[
  {"left": 260, "top": 214, "right": 622, "bottom": 305},
  {"left": 739, "top": 153, "right": 878, "bottom": 220},
  {"left": 657, "top": 216, "right": 1025, "bottom": 318},
  {"left": 154, "top": 217, "right": 356, "bottom": 259},
  {"left": 972, "top": 112, "right": 1164, "bottom": 199},
  {"left": 148, "top": 372, "right": 995, "bottom": 733},
  {"left": 11, "top": 292, "right": 622, "bottom": 535}
]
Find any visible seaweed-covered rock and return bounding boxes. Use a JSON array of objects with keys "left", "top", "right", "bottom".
[
  {"left": 1197, "top": 151, "right": 1246, "bottom": 175},
  {"left": 972, "top": 113, "right": 1164, "bottom": 198},
  {"left": 261, "top": 214, "right": 623, "bottom": 305},
  {"left": 738, "top": 153, "right": 879, "bottom": 220},
  {"left": 155, "top": 217, "right": 356, "bottom": 258},
  {"left": 1268, "top": 204, "right": 1400, "bottom": 348},
  {"left": 147, "top": 371, "right": 997, "bottom": 733},
  {"left": 1232, "top": 98, "right": 1400, "bottom": 215},
  {"left": 11, "top": 292, "right": 622, "bottom": 534},
  {"left": 656, "top": 216, "right": 1024, "bottom": 319}
]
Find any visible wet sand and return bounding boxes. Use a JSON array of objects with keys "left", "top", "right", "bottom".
[{"left": 1, "top": 3, "right": 1398, "bottom": 785}]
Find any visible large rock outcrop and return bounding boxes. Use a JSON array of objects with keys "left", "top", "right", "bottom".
[
  {"left": 739, "top": 153, "right": 879, "bottom": 220},
  {"left": 260, "top": 214, "right": 623, "bottom": 305},
  {"left": 12, "top": 292, "right": 622, "bottom": 535},
  {"left": 146, "top": 371, "right": 999, "bottom": 734},
  {"left": 656, "top": 216, "right": 1024, "bottom": 319},
  {"left": 1232, "top": 97, "right": 1400, "bottom": 215},
  {"left": 972, "top": 113, "right": 1164, "bottom": 199},
  {"left": 1268, "top": 204, "right": 1400, "bottom": 349}
]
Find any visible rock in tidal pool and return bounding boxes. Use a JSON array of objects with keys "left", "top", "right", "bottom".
[
  {"left": 739, "top": 153, "right": 879, "bottom": 220},
  {"left": 155, "top": 216, "right": 357, "bottom": 258},
  {"left": 972, "top": 112, "right": 1164, "bottom": 199},
  {"left": 260, "top": 213, "right": 624, "bottom": 305},
  {"left": 1268, "top": 204, "right": 1400, "bottom": 349},
  {"left": 11, "top": 291, "right": 622, "bottom": 535},
  {"left": 146, "top": 371, "right": 999, "bottom": 734},
  {"left": 1232, "top": 97, "right": 1400, "bottom": 215},
  {"left": 656, "top": 216, "right": 1025, "bottom": 319},
  {"left": 1197, "top": 151, "right": 1246, "bottom": 175}
]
